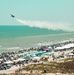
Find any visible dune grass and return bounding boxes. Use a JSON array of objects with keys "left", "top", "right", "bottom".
[
  {"left": 0, "top": 58, "right": 74, "bottom": 75},
  {"left": 22, "top": 59, "right": 74, "bottom": 73}
]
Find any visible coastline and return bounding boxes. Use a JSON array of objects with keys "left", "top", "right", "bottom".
[
  {"left": 0, "top": 32, "right": 74, "bottom": 53},
  {"left": 0, "top": 38, "right": 74, "bottom": 74}
]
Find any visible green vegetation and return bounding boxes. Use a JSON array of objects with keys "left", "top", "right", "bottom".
[
  {"left": 63, "top": 58, "right": 74, "bottom": 62},
  {"left": 0, "top": 58, "right": 74, "bottom": 75},
  {"left": 22, "top": 59, "right": 74, "bottom": 73},
  {"left": 22, "top": 62, "right": 60, "bottom": 73}
]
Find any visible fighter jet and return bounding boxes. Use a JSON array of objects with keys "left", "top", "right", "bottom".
[{"left": 11, "top": 14, "right": 15, "bottom": 18}]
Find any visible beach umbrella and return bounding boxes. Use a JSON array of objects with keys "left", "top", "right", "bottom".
[
  {"left": 10, "top": 56, "right": 14, "bottom": 61},
  {"left": 41, "top": 55, "right": 49, "bottom": 59},
  {"left": 68, "top": 53, "right": 73, "bottom": 56},
  {"left": 0, "top": 59, "right": 3, "bottom": 61},
  {"left": 32, "top": 56, "right": 41, "bottom": 61},
  {"left": 48, "top": 46, "right": 52, "bottom": 49}
]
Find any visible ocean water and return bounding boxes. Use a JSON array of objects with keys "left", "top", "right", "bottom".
[
  {"left": 0, "top": 26, "right": 65, "bottom": 38},
  {"left": 0, "top": 26, "right": 74, "bottom": 53}
]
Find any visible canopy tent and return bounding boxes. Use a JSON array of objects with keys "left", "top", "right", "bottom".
[
  {"left": 48, "top": 46, "right": 52, "bottom": 49},
  {"left": 55, "top": 47, "right": 63, "bottom": 50},
  {"left": 3, "top": 60, "right": 13, "bottom": 64},
  {"left": 63, "top": 43, "right": 74, "bottom": 49},
  {"left": 13, "top": 58, "right": 26, "bottom": 62},
  {"left": 55, "top": 43, "right": 74, "bottom": 50}
]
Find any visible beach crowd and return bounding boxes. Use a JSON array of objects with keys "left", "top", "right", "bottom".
[{"left": 0, "top": 40, "right": 74, "bottom": 75}]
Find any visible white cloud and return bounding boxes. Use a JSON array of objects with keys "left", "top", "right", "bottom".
[{"left": 15, "top": 18, "right": 73, "bottom": 31}]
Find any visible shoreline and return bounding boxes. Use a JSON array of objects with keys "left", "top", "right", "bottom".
[
  {"left": 0, "top": 40, "right": 74, "bottom": 74},
  {"left": 0, "top": 32, "right": 74, "bottom": 53}
]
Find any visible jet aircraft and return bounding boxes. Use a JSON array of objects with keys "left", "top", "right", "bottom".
[{"left": 11, "top": 14, "right": 15, "bottom": 18}]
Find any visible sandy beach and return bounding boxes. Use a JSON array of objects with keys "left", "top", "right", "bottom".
[{"left": 0, "top": 40, "right": 74, "bottom": 75}]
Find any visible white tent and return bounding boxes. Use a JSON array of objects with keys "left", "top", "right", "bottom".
[
  {"left": 3, "top": 61, "right": 13, "bottom": 64},
  {"left": 63, "top": 43, "right": 74, "bottom": 49},
  {"left": 55, "top": 47, "right": 63, "bottom": 50},
  {"left": 55, "top": 43, "right": 74, "bottom": 50},
  {"left": 13, "top": 58, "right": 26, "bottom": 62}
]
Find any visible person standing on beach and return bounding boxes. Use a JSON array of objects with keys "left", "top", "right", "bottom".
[
  {"left": 61, "top": 69, "right": 64, "bottom": 75},
  {"left": 52, "top": 54, "right": 55, "bottom": 60},
  {"left": 44, "top": 69, "right": 46, "bottom": 75}
]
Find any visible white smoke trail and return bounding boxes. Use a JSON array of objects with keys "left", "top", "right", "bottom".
[{"left": 15, "top": 18, "right": 73, "bottom": 31}]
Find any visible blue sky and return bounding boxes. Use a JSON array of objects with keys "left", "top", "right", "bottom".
[{"left": 0, "top": 0, "right": 74, "bottom": 31}]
